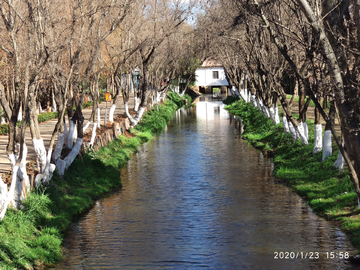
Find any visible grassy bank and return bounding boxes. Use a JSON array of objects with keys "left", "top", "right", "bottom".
[
  {"left": 0, "top": 92, "right": 191, "bottom": 270},
  {"left": 225, "top": 99, "right": 360, "bottom": 252}
]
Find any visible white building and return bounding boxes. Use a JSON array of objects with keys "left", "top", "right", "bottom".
[{"left": 195, "top": 59, "right": 229, "bottom": 94}]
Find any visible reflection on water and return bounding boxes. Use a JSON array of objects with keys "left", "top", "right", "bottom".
[{"left": 51, "top": 101, "right": 355, "bottom": 269}]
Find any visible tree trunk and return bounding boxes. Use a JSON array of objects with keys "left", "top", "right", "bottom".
[
  {"left": 52, "top": 101, "right": 66, "bottom": 162},
  {"left": 270, "top": 93, "right": 280, "bottom": 124},
  {"left": 56, "top": 105, "right": 84, "bottom": 176},
  {"left": 334, "top": 139, "right": 345, "bottom": 171},
  {"left": 322, "top": 100, "right": 336, "bottom": 161},
  {"left": 29, "top": 88, "right": 47, "bottom": 173},
  {"left": 127, "top": 64, "right": 149, "bottom": 127},
  {"left": 296, "top": 0, "right": 360, "bottom": 207},
  {"left": 281, "top": 111, "right": 290, "bottom": 134}
]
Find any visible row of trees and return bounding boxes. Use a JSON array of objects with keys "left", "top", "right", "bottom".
[
  {"left": 197, "top": 0, "right": 360, "bottom": 207},
  {"left": 0, "top": 0, "right": 200, "bottom": 220}
]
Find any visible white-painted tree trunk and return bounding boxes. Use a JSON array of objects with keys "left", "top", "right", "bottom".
[
  {"left": 125, "top": 101, "right": 145, "bottom": 128},
  {"left": 97, "top": 108, "right": 101, "bottom": 128},
  {"left": 236, "top": 87, "right": 246, "bottom": 100},
  {"left": 269, "top": 106, "right": 275, "bottom": 123},
  {"left": 257, "top": 98, "right": 262, "bottom": 112},
  {"left": 8, "top": 153, "right": 16, "bottom": 168},
  {"left": 242, "top": 89, "right": 248, "bottom": 101},
  {"left": 258, "top": 99, "right": 264, "bottom": 114},
  {"left": 297, "top": 121, "right": 302, "bottom": 137},
  {"left": 136, "top": 107, "right": 145, "bottom": 123},
  {"left": 274, "top": 106, "right": 280, "bottom": 124},
  {"left": 33, "top": 138, "right": 47, "bottom": 172},
  {"left": 83, "top": 121, "right": 90, "bottom": 132},
  {"left": 73, "top": 125, "right": 78, "bottom": 143},
  {"left": 67, "top": 120, "right": 76, "bottom": 149},
  {"left": 246, "top": 90, "right": 251, "bottom": 103},
  {"left": 264, "top": 105, "right": 271, "bottom": 119},
  {"left": 322, "top": 130, "right": 332, "bottom": 161},
  {"left": 282, "top": 116, "right": 290, "bottom": 134},
  {"left": 288, "top": 122, "right": 297, "bottom": 141},
  {"left": 18, "top": 144, "right": 28, "bottom": 185},
  {"left": 33, "top": 139, "right": 56, "bottom": 187},
  {"left": 0, "top": 165, "right": 19, "bottom": 221},
  {"left": 0, "top": 142, "right": 30, "bottom": 220},
  {"left": 15, "top": 143, "right": 29, "bottom": 209},
  {"left": 232, "top": 86, "right": 239, "bottom": 98},
  {"left": 156, "top": 92, "right": 160, "bottom": 111},
  {"left": 53, "top": 132, "right": 65, "bottom": 162},
  {"left": 125, "top": 101, "right": 130, "bottom": 116},
  {"left": 0, "top": 176, "right": 7, "bottom": 219},
  {"left": 174, "top": 86, "right": 180, "bottom": 94},
  {"left": 161, "top": 91, "right": 167, "bottom": 102},
  {"left": 134, "top": 97, "right": 140, "bottom": 112},
  {"left": 151, "top": 96, "right": 155, "bottom": 107},
  {"left": 296, "top": 123, "right": 308, "bottom": 144},
  {"left": 17, "top": 110, "right": 22, "bottom": 121},
  {"left": 56, "top": 158, "right": 66, "bottom": 177},
  {"left": 334, "top": 141, "right": 345, "bottom": 171},
  {"left": 313, "top": 124, "right": 323, "bottom": 154},
  {"left": 1, "top": 117, "right": 5, "bottom": 124},
  {"left": 89, "top": 122, "right": 97, "bottom": 146},
  {"left": 109, "top": 104, "right": 116, "bottom": 122},
  {"left": 39, "top": 102, "right": 43, "bottom": 114},
  {"left": 250, "top": 95, "right": 258, "bottom": 107},
  {"left": 259, "top": 100, "right": 267, "bottom": 117},
  {"left": 35, "top": 149, "right": 56, "bottom": 187},
  {"left": 57, "top": 138, "right": 83, "bottom": 176},
  {"left": 303, "top": 122, "right": 309, "bottom": 141},
  {"left": 64, "top": 138, "right": 83, "bottom": 169}
]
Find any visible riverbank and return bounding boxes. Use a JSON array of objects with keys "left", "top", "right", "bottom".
[
  {"left": 225, "top": 99, "right": 360, "bottom": 254},
  {"left": 0, "top": 92, "right": 191, "bottom": 270}
]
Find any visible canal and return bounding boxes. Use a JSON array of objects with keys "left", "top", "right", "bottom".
[{"left": 51, "top": 101, "right": 355, "bottom": 269}]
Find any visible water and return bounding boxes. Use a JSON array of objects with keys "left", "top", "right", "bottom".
[{"left": 51, "top": 101, "right": 356, "bottom": 269}]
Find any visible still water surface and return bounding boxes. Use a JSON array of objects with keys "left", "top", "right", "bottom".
[{"left": 52, "top": 101, "right": 356, "bottom": 269}]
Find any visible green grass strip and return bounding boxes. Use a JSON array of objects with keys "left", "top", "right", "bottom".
[
  {"left": 225, "top": 99, "right": 360, "bottom": 253},
  {"left": 0, "top": 92, "right": 191, "bottom": 269}
]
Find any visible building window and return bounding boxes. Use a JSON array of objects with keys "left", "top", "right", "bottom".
[{"left": 212, "top": 71, "right": 219, "bottom": 79}]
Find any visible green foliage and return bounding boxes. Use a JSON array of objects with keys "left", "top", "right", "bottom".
[
  {"left": 176, "top": 57, "right": 200, "bottom": 79},
  {"left": 0, "top": 124, "right": 9, "bottom": 135},
  {"left": 226, "top": 99, "right": 360, "bottom": 250},
  {"left": 98, "top": 74, "right": 107, "bottom": 90},
  {"left": 38, "top": 112, "right": 59, "bottom": 123},
  {"left": 166, "top": 91, "right": 192, "bottom": 109},
  {"left": 0, "top": 95, "right": 186, "bottom": 269},
  {"left": 223, "top": 96, "right": 240, "bottom": 105},
  {"left": 82, "top": 101, "right": 93, "bottom": 109},
  {"left": 136, "top": 101, "right": 177, "bottom": 134},
  {"left": 135, "top": 91, "right": 190, "bottom": 134}
]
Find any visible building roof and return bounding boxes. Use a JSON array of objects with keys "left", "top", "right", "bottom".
[{"left": 201, "top": 58, "right": 223, "bottom": 68}]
